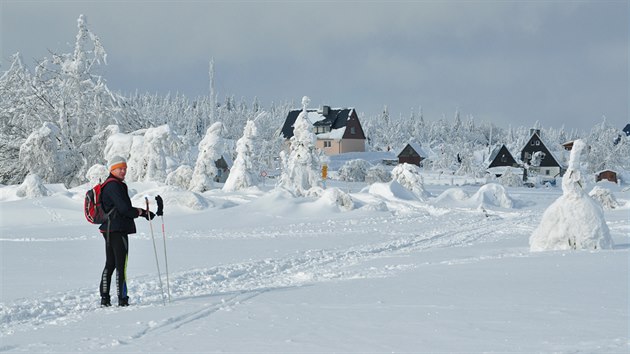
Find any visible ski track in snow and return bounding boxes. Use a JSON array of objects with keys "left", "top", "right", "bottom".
[{"left": 0, "top": 209, "right": 533, "bottom": 341}]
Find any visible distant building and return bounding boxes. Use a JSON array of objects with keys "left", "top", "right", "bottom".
[
  {"left": 520, "top": 129, "right": 564, "bottom": 180},
  {"left": 281, "top": 105, "right": 366, "bottom": 155},
  {"left": 486, "top": 144, "right": 523, "bottom": 179},
  {"left": 397, "top": 142, "right": 428, "bottom": 167},
  {"left": 596, "top": 170, "right": 618, "bottom": 184}
]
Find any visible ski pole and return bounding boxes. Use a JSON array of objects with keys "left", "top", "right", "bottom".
[
  {"left": 146, "top": 197, "right": 166, "bottom": 306},
  {"left": 156, "top": 195, "right": 171, "bottom": 302}
]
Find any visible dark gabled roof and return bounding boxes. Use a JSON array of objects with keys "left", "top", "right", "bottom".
[
  {"left": 281, "top": 107, "right": 354, "bottom": 139},
  {"left": 521, "top": 131, "right": 563, "bottom": 168},
  {"left": 488, "top": 145, "right": 518, "bottom": 168},
  {"left": 623, "top": 123, "right": 630, "bottom": 136}
]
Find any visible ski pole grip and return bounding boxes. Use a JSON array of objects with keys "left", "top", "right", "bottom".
[{"left": 156, "top": 195, "right": 164, "bottom": 216}]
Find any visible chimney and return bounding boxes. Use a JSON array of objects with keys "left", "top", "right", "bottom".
[
  {"left": 320, "top": 105, "right": 330, "bottom": 116},
  {"left": 530, "top": 128, "right": 541, "bottom": 136}
]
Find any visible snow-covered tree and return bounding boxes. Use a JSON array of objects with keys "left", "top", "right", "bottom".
[
  {"left": 19, "top": 122, "right": 81, "bottom": 186},
  {"left": 190, "top": 122, "right": 224, "bottom": 192},
  {"left": 530, "top": 140, "right": 613, "bottom": 251},
  {"left": 223, "top": 117, "right": 261, "bottom": 192},
  {"left": 277, "top": 96, "right": 321, "bottom": 196}
]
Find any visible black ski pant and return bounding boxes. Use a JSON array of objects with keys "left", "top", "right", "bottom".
[{"left": 100, "top": 232, "right": 129, "bottom": 301}]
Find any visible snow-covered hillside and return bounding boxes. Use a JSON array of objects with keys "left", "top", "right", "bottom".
[{"left": 0, "top": 177, "right": 628, "bottom": 353}]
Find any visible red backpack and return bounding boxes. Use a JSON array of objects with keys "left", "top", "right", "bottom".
[{"left": 84, "top": 177, "right": 117, "bottom": 224}]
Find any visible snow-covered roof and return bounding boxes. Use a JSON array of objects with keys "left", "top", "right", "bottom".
[
  {"left": 398, "top": 142, "right": 428, "bottom": 158},
  {"left": 280, "top": 107, "right": 357, "bottom": 140},
  {"left": 317, "top": 127, "right": 346, "bottom": 140}
]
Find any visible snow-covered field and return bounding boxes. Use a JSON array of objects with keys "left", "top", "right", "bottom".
[{"left": 1, "top": 176, "right": 628, "bottom": 353}]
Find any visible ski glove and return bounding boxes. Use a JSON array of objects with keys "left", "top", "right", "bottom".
[
  {"left": 155, "top": 195, "right": 164, "bottom": 216},
  {"left": 140, "top": 209, "right": 156, "bottom": 220}
]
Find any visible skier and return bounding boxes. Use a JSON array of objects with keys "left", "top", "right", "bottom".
[{"left": 99, "top": 156, "right": 155, "bottom": 307}]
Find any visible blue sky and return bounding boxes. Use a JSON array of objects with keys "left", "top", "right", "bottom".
[{"left": 1, "top": 0, "right": 628, "bottom": 132}]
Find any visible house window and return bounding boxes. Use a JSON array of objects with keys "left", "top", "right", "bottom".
[
  {"left": 500, "top": 154, "right": 507, "bottom": 162},
  {"left": 324, "top": 141, "right": 332, "bottom": 148},
  {"left": 315, "top": 126, "right": 327, "bottom": 134},
  {"left": 545, "top": 170, "right": 550, "bottom": 175},
  {"left": 350, "top": 127, "right": 356, "bottom": 135}
]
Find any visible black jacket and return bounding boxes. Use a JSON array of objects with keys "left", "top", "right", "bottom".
[{"left": 99, "top": 174, "right": 138, "bottom": 234}]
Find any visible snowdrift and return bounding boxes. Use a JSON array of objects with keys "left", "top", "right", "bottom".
[{"left": 432, "top": 183, "right": 516, "bottom": 209}]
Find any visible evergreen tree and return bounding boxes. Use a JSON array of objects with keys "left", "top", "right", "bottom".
[
  {"left": 223, "top": 117, "right": 261, "bottom": 192},
  {"left": 277, "top": 96, "right": 321, "bottom": 196}
]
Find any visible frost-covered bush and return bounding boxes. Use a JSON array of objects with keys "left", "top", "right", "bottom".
[
  {"left": 16, "top": 174, "right": 49, "bottom": 198},
  {"left": 588, "top": 186, "right": 620, "bottom": 210},
  {"left": 166, "top": 165, "right": 194, "bottom": 190},
  {"left": 338, "top": 159, "right": 371, "bottom": 182},
  {"left": 391, "top": 163, "right": 428, "bottom": 199},
  {"left": 530, "top": 140, "right": 613, "bottom": 251},
  {"left": 365, "top": 165, "right": 391, "bottom": 184}
]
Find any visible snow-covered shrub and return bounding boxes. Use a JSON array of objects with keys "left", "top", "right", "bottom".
[
  {"left": 365, "top": 165, "right": 391, "bottom": 184},
  {"left": 338, "top": 159, "right": 371, "bottom": 182},
  {"left": 85, "top": 164, "right": 109, "bottom": 186},
  {"left": 391, "top": 163, "right": 428, "bottom": 199},
  {"left": 588, "top": 186, "right": 620, "bottom": 210},
  {"left": 16, "top": 174, "right": 49, "bottom": 198},
  {"left": 530, "top": 140, "right": 613, "bottom": 251},
  {"left": 223, "top": 119, "right": 260, "bottom": 192},
  {"left": 166, "top": 165, "right": 194, "bottom": 190},
  {"left": 499, "top": 168, "right": 523, "bottom": 188}
]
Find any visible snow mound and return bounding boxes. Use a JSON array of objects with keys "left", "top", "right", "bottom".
[
  {"left": 131, "top": 187, "right": 212, "bottom": 211},
  {"left": 432, "top": 188, "right": 470, "bottom": 205},
  {"left": 16, "top": 174, "right": 50, "bottom": 198},
  {"left": 317, "top": 187, "right": 354, "bottom": 211},
  {"left": 367, "top": 181, "right": 418, "bottom": 201},
  {"left": 432, "top": 183, "right": 515, "bottom": 209},
  {"left": 245, "top": 188, "right": 341, "bottom": 217},
  {"left": 470, "top": 183, "right": 514, "bottom": 209}
]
